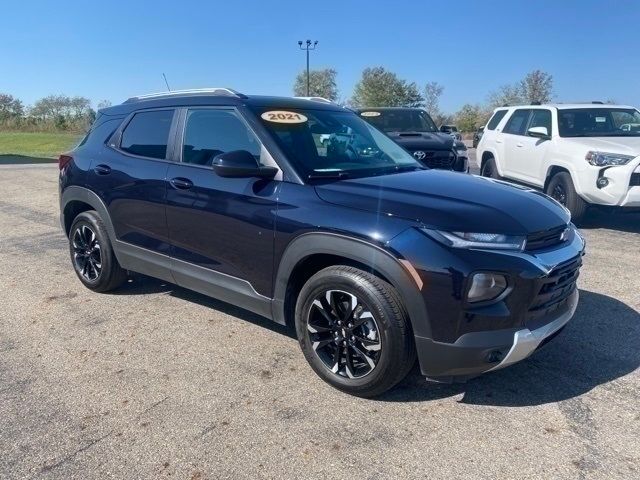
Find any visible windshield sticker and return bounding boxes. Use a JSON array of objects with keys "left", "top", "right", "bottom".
[
  {"left": 360, "top": 111, "right": 381, "bottom": 117},
  {"left": 595, "top": 116, "right": 606, "bottom": 123},
  {"left": 261, "top": 111, "right": 308, "bottom": 124}
]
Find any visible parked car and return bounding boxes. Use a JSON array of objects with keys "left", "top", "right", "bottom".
[
  {"left": 477, "top": 103, "right": 640, "bottom": 221},
  {"left": 439, "top": 124, "right": 462, "bottom": 141},
  {"left": 472, "top": 126, "right": 484, "bottom": 148},
  {"left": 59, "top": 89, "right": 585, "bottom": 397},
  {"left": 356, "top": 107, "right": 468, "bottom": 172}
]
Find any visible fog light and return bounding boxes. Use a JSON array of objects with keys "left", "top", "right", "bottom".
[
  {"left": 467, "top": 273, "right": 507, "bottom": 303},
  {"left": 596, "top": 177, "right": 609, "bottom": 188}
]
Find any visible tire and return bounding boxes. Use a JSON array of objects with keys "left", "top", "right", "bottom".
[
  {"left": 68, "top": 210, "right": 127, "bottom": 292},
  {"left": 480, "top": 156, "right": 501, "bottom": 179},
  {"left": 295, "top": 266, "right": 416, "bottom": 397},
  {"left": 545, "top": 172, "right": 588, "bottom": 223}
]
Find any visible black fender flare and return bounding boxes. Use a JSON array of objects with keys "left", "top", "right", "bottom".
[
  {"left": 60, "top": 186, "right": 120, "bottom": 258},
  {"left": 271, "top": 232, "right": 431, "bottom": 338}
]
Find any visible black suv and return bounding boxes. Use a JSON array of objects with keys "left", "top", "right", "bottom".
[
  {"left": 357, "top": 108, "right": 468, "bottom": 172},
  {"left": 59, "top": 89, "right": 585, "bottom": 397}
]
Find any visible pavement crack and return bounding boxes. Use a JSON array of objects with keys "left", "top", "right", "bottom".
[
  {"left": 40, "top": 431, "right": 113, "bottom": 473},
  {"left": 136, "top": 395, "right": 169, "bottom": 420}
]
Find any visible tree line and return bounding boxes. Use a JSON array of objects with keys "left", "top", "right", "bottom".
[
  {"left": 293, "top": 67, "right": 554, "bottom": 132},
  {"left": 0, "top": 94, "right": 111, "bottom": 132}
]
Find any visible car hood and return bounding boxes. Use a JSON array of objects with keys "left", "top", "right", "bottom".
[
  {"left": 562, "top": 137, "right": 640, "bottom": 157},
  {"left": 314, "top": 170, "right": 570, "bottom": 234},
  {"left": 385, "top": 131, "right": 454, "bottom": 151}
]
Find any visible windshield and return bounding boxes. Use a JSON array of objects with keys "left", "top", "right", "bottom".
[
  {"left": 254, "top": 107, "right": 424, "bottom": 180},
  {"left": 359, "top": 109, "right": 438, "bottom": 133},
  {"left": 558, "top": 108, "right": 640, "bottom": 137}
]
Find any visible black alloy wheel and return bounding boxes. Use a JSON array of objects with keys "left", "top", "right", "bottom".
[
  {"left": 72, "top": 224, "right": 102, "bottom": 281},
  {"left": 306, "top": 289, "right": 381, "bottom": 379}
]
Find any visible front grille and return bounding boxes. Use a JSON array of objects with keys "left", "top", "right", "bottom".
[
  {"left": 630, "top": 173, "right": 640, "bottom": 187},
  {"left": 527, "top": 257, "right": 581, "bottom": 327},
  {"left": 525, "top": 225, "right": 568, "bottom": 251},
  {"left": 411, "top": 150, "right": 455, "bottom": 169}
]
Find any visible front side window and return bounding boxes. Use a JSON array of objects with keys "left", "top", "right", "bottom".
[
  {"left": 558, "top": 108, "right": 640, "bottom": 137},
  {"left": 528, "top": 109, "right": 552, "bottom": 136},
  {"left": 253, "top": 107, "right": 423, "bottom": 180},
  {"left": 360, "top": 109, "right": 437, "bottom": 133},
  {"left": 182, "top": 109, "right": 261, "bottom": 166},
  {"left": 503, "top": 109, "right": 531, "bottom": 135},
  {"left": 120, "top": 110, "right": 174, "bottom": 159},
  {"left": 486, "top": 109, "right": 508, "bottom": 130}
]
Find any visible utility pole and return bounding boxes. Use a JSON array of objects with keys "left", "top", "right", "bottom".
[{"left": 298, "top": 40, "right": 318, "bottom": 96}]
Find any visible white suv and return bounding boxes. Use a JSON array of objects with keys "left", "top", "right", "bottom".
[{"left": 477, "top": 103, "right": 640, "bottom": 221}]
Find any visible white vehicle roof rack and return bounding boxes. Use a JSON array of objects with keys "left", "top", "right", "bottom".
[{"left": 125, "top": 88, "right": 246, "bottom": 103}]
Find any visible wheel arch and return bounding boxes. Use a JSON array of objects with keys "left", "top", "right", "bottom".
[
  {"left": 543, "top": 164, "right": 571, "bottom": 191},
  {"left": 272, "top": 232, "right": 431, "bottom": 339},
  {"left": 480, "top": 149, "right": 500, "bottom": 174},
  {"left": 60, "top": 186, "right": 119, "bottom": 255}
]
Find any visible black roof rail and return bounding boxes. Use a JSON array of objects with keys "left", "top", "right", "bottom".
[
  {"left": 531, "top": 101, "right": 542, "bottom": 106},
  {"left": 592, "top": 101, "right": 604, "bottom": 104}
]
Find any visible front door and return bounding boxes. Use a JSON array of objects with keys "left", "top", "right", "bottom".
[{"left": 165, "top": 108, "right": 279, "bottom": 308}]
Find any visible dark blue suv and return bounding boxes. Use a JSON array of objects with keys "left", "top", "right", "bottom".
[{"left": 59, "top": 89, "right": 585, "bottom": 397}]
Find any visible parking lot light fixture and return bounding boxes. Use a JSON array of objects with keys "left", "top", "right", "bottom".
[{"left": 298, "top": 39, "right": 318, "bottom": 96}]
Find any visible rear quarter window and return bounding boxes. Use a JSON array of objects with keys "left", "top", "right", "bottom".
[
  {"left": 486, "top": 110, "right": 508, "bottom": 130},
  {"left": 120, "top": 110, "right": 174, "bottom": 159}
]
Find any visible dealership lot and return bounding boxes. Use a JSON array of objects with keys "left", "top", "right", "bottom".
[{"left": 0, "top": 161, "right": 638, "bottom": 479}]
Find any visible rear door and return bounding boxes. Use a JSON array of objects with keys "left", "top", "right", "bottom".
[
  {"left": 501, "top": 109, "right": 532, "bottom": 181},
  {"left": 165, "top": 107, "right": 280, "bottom": 305},
  {"left": 91, "top": 109, "right": 177, "bottom": 258}
]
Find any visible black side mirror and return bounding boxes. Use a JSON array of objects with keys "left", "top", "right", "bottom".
[{"left": 212, "top": 150, "right": 278, "bottom": 179}]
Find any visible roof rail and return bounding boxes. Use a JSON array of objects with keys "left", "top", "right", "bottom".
[
  {"left": 592, "top": 101, "right": 604, "bottom": 104},
  {"left": 124, "top": 88, "right": 246, "bottom": 103},
  {"left": 294, "top": 96, "right": 334, "bottom": 104}
]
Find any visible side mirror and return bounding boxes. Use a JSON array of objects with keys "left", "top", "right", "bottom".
[
  {"left": 527, "top": 126, "right": 550, "bottom": 139},
  {"left": 212, "top": 150, "right": 278, "bottom": 178}
]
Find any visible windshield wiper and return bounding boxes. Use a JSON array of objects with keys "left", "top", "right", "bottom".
[{"left": 376, "top": 164, "right": 426, "bottom": 175}]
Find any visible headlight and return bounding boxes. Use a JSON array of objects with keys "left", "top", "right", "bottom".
[
  {"left": 585, "top": 151, "right": 634, "bottom": 166},
  {"left": 422, "top": 229, "right": 526, "bottom": 250},
  {"left": 456, "top": 147, "right": 467, "bottom": 157}
]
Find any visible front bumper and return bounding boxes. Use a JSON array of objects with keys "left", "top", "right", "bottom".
[
  {"left": 579, "top": 162, "right": 640, "bottom": 207},
  {"left": 390, "top": 226, "right": 586, "bottom": 381}
]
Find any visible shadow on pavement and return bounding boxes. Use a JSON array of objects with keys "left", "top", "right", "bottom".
[
  {"left": 0, "top": 154, "right": 57, "bottom": 165},
  {"left": 578, "top": 208, "right": 640, "bottom": 234},
  {"left": 112, "top": 276, "right": 639, "bottom": 406}
]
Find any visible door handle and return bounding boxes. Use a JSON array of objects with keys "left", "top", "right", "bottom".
[
  {"left": 516, "top": 143, "right": 524, "bottom": 148},
  {"left": 93, "top": 164, "right": 111, "bottom": 175},
  {"left": 495, "top": 139, "right": 503, "bottom": 144},
  {"left": 170, "top": 177, "right": 193, "bottom": 190}
]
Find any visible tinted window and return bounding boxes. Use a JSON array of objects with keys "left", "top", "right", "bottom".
[
  {"left": 558, "top": 108, "right": 640, "bottom": 137},
  {"left": 182, "top": 109, "right": 261, "bottom": 166},
  {"left": 503, "top": 109, "right": 531, "bottom": 135},
  {"left": 360, "top": 110, "right": 437, "bottom": 133},
  {"left": 528, "top": 109, "right": 552, "bottom": 136},
  {"left": 486, "top": 110, "right": 508, "bottom": 130},
  {"left": 120, "top": 110, "right": 174, "bottom": 159}
]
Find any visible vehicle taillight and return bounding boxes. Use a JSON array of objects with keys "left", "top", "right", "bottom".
[{"left": 59, "top": 154, "right": 73, "bottom": 170}]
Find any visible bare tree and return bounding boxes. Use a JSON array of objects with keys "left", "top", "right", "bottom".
[
  {"left": 520, "top": 69, "right": 553, "bottom": 103},
  {"left": 424, "top": 81, "right": 444, "bottom": 116}
]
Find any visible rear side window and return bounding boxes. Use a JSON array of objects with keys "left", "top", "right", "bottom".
[
  {"left": 528, "top": 109, "right": 552, "bottom": 136},
  {"left": 120, "top": 110, "right": 174, "bottom": 159},
  {"left": 182, "top": 109, "right": 261, "bottom": 166},
  {"left": 486, "top": 110, "right": 508, "bottom": 130},
  {"left": 503, "top": 109, "right": 531, "bottom": 135}
]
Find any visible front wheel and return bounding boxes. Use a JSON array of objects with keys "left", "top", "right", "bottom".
[
  {"left": 295, "top": 266, "right": 416, "bottom": 397},
  {"left": 545, "top": 172, "right": 588, "bottom": 223}
]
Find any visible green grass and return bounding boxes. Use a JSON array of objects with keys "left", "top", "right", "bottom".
[{"left": 0, "top": 131, "right": 81, "bottom": 164}]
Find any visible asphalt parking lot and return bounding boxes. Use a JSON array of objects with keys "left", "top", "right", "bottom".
[{"left": 1, "top": 157, "right": 639, "bottom": 479}]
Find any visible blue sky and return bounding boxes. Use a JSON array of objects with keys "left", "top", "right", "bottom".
[{"left": 2, "top": 0, "right": 639, "bottom": 112}]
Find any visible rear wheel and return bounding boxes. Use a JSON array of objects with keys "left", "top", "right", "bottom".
[
  {"left": 480, "top": 157, "right": 501, "bottom": 179},
  {"left": 295, "top": 266, "right": 416, "bottom": 397},
  {"left": 69, "top": 211, "right": 127, "bottom": 292},
  {"left": 545, "top": 172, "right": 588, "bottom": 223}
]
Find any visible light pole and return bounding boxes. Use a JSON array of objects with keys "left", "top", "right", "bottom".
[{"left": 298, "top": 39, "right": 318, "bottom": 96}]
